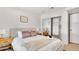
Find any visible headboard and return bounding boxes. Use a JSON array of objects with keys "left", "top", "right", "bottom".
[{"left": 10, "top": 27, "right": 37, "bottom": 38}]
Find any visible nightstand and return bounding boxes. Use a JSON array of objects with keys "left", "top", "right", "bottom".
[
  {"left": 43, "top": 31, "right": 49, "bottom": 36},
  {"left": 0, "top": 37, "right": 13, "bottom": 51},
  {"left": 37, "top": 32, "right": 42, "bottom": 35}
]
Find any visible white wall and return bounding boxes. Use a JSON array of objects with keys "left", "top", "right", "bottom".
[
  {"left": 41, "top": 7, "right": 76, "bottom": 44},
  {"left": 0, "top": 8, "right": 41, "bottom": 29}
]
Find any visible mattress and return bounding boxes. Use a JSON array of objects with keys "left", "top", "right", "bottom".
[{"left": 12, "top": 35, "right": 64, "bottom": 51}]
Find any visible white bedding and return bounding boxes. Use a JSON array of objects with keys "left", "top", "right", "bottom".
[{"left": 12, "top": 35, "right": 64, "bottom": 51}]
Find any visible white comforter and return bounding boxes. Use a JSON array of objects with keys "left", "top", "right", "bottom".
[{"left": 12, "top": 35, "right": 64, "bottom": 51}]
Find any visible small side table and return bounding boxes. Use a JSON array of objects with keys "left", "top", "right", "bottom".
[{"left": 0, "top": 37, "right": 13, "bottom": 51}]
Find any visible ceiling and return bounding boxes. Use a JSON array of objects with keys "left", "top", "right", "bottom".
[
  {"left": 20, "top": 7, "right": 50, "bottom": 14},
  {"left": 10, "top": 7, "right": 65, "bottom": 15}
]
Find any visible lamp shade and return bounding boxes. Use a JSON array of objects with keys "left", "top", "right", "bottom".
[
  {"left": 0, "top": 29, "right": 10, "bottom": 37},
  {"left": 0, "top": 29, "right": 6, "bottom": 34}
]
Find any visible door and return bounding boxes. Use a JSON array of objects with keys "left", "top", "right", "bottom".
[
  {"left": 42, "top": 18, "right": 51, "bottom": 35},
  {"left": 52, "top": 16, "right": 61, "bottom": 39},
  {"left": 70, "top": 13, "right": 79, "bottom": 44}
]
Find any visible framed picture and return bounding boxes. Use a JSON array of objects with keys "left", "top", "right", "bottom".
[{"left": 20, "top": 16, "right": 28, "bottom": 23}]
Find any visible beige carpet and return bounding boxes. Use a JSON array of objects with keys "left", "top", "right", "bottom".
[{"left": 64, "top": 43, "right": 79, "bottom": 51}]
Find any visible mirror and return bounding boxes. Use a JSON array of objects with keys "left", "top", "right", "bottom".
[
  {"left": 42, "top": 18, "right": 51, "bottom": 35},
  {"left": 52, "top": 16, "right": 61, "bottom": 39},
  {"left": 42, "top": 16, "right": 61, "bottom": 39}
]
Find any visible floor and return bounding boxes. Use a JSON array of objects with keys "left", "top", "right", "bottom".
[
  {"left": 64, "top": 43, "right": 79, "bottom": 51},
  {"left": 5, "top": 49, "right": 13, "bottom": 51}
]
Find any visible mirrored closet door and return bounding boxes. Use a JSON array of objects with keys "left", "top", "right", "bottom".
[
  {"left": 42, "top": 16, "right": 61, "bottom": 39},
  {"left": 51, "top": 16, "right": 61, "bottom": 39},
  {"left": 42, "top": 18, "right": 51, "bottom": 35}
]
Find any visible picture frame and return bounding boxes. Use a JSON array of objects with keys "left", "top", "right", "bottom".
[{"left": 20, "top": 16, "right": 28, "bottom": 23}]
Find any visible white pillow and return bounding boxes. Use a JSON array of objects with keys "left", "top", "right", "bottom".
[{"left": 18, "top": 31, "right": 22, "bottom": 38}]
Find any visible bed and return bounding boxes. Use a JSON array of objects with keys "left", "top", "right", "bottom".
[{"left": 12, "top": 35, "right": 64, "bottom": 51}]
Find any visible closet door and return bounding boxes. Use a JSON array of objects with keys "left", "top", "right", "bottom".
[
  {"left": 52, "top": 17, "right": 61, "bottom": 38},
  {"left": 42, "top": 18, "right": 51, "bottom": 35},
  {"left": 70, "top": 13, "right": 79, "bottom": 44}
]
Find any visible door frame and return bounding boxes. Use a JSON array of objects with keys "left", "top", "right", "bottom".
[{"left": 68, "top": 13, "right": 70, "bottom": 43}]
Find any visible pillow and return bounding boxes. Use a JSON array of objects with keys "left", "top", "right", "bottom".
[
  {"left": 30, "top": 31, "right": 37, "bottom": 36},
  {"left": 22, "top": 31, "right": 31, "bottom": 38}
]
